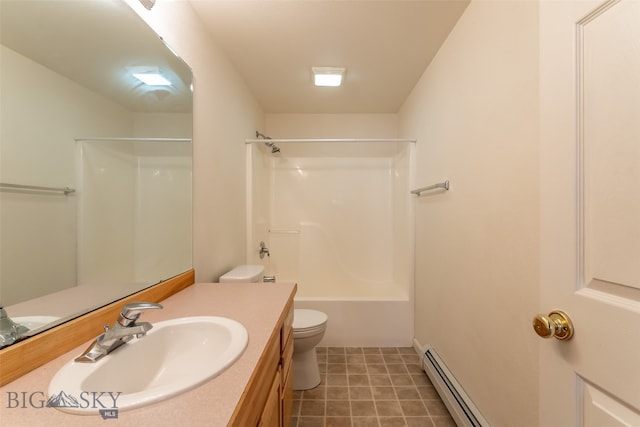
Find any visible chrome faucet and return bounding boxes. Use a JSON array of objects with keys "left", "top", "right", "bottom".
[
  {"left": 0, "top": 306, "right": 29, "bottom": 348},
  {"left": 75, "top": 302, "right": 163, "bottom": 363}
]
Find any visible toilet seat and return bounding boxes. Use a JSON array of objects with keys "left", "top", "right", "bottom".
[{"left": 293, "top": 309, "right": 328, "bottom": 332}]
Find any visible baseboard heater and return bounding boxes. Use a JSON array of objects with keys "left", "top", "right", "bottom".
[{"left": 422, "top": 346, "right": 489, "bottom": 427}]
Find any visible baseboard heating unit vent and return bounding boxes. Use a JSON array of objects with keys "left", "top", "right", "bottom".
[{"left": 422, "top": 346, "right": 489, "bottom": 427}]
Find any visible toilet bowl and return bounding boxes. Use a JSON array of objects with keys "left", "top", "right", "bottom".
[
  {"left": 292, "top": 309, "right": 328, "bottom": 390},
  {"left": 219, "top": 265, "right": 329, "bottom": 390}
]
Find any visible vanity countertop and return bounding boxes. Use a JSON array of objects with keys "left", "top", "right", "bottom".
[{"left": 0, "top": 282, "right": 296, "bottom": 426}]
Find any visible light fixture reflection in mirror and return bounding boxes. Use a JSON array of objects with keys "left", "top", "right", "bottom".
[
  {"left": 139, "top": 0, "right": 156, "bottom": 10},
  {"left": 0, "top": 0, "right": 193, "bottom": 348}
]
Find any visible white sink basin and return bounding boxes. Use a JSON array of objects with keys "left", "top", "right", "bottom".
[{"left": 48, "top": 316, "right": 248, "bottom": 414}]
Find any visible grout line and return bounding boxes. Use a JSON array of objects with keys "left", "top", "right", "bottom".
[
  {"left": 395, "top": 349, "right": 409, "bottom": 427},
  {"left": 345, "top": 347, "right": 353, "bottom": 424},
  {"left": 364, "top": 349, "right": 381, "bottom": 427}
]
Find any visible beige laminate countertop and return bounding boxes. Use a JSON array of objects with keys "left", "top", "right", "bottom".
[{"left": 0, "top": 282, "right": 296, "bottom": 427}]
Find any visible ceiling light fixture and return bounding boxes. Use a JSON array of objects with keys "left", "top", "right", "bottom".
[
  {"left": 132, "top": 73, "right": 171, "bottom": 86},
  {"left": 128, "top": 67, "right": 171, "bottom": 86},
  {"left": 312, "top": 67, "right": 345, "bottom": 87}
]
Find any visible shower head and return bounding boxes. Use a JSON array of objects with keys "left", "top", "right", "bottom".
[
  {"left": 256, "top": 131, "right": 281, "bottom": 154},
  {"left": 264, "top": 140, "right": 280, "bottom": 154}
]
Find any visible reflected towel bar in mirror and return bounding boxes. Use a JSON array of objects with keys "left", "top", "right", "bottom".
[{"left": 0, "top": 182, "right": 76, "bottom": 195}]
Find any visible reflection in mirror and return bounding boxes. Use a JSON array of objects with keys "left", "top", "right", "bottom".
[{"left": 0, "top": 0, "right": 193, "bottom": 347}]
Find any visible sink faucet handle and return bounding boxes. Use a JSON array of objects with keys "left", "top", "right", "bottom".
[{"left": 118, "top": 302, "right": 163, "bottom": 327}]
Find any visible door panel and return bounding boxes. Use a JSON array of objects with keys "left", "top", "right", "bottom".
[
  {"left": 582, "top": 0, "right": 640, "bottom": 290},
  {"left": 582, "top": 381, "right": 640, "bottom": 427}
]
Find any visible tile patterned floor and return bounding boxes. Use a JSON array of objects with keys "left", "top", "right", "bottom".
[{"left": 290, "top": 347, "right": 457, "bottom": 427}]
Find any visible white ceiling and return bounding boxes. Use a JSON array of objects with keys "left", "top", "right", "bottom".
[
  {"left": 189, "top": 0, "right": 470, "bottom": 114},
  {"left": 1, "top": 0, "right": 192, "bottom": 113}
]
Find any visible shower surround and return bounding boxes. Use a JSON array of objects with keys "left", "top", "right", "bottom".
[
  {"left": 247, "top": 139, "right": 415, "bottom": 346},
  {"left": 78, "top": 138, "right": 192, "bottom": 286}
]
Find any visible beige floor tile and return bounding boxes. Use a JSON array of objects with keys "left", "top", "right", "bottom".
[{"left": 289, "top": 347, "right": 453, "bottom": 427}]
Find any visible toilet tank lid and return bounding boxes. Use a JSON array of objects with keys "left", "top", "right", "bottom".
[
  {"left": 294, "top": 309, "right": 328, "bottom": 329},
  {"left": 219, "top": 265, "right": 264, "bottom": 282}
]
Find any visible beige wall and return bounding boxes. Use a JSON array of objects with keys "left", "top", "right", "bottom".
[
  {"left": 265, "top": 113, "right": 398, "bottom": 139},
  {"left": 0, "top": 45, "right": 133, "bottom": 305},
  {"left": 132, "top": 1, "right": 542, "bottom": 423},
  {"left": 399, "top": 1, "right": 540, "bottom": 425},
  {"left": 126, "top": 0, "right": 265, "bottom": 282}
]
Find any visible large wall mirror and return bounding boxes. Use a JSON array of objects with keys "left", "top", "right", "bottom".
[{"left": 0, "top": 0, "right": 193, "bottom": 348}]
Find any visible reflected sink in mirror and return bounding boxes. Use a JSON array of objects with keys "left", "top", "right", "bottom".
[
  {"left": 13, "top": 316, "right": 61, "bottom": 332},
  {"left": 48, "top": 317, "right": 248, "bottom": 414}
]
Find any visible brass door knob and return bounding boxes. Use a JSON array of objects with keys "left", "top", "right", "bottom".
[{"left": 532, "top": 310, "right": 574, "bottom": 341}]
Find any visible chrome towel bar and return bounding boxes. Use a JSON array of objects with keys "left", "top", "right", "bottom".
[
  {"left": 0, "top": 182, "right": 75, "bottom": 195},
  {"left": 410, "top": 180, "right": 449, "bottom": 195}
]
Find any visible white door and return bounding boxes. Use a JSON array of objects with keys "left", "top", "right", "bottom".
[{"left": 539, "top": 0, "right": 640, "bottom": 425}]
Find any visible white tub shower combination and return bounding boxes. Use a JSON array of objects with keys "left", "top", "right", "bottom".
[
  {"left": 247, "top": 138, "right": 415, "bottom": 346},
  {"left": 78, "top": 138, "right": 192, "bottom": 286}
]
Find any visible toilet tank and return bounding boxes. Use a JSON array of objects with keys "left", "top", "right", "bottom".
[{"left": 219, "top": 265, "right": 265, "bottom": 283}]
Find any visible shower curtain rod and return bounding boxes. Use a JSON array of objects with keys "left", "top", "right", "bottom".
[
  {"left": 245, "top": 138, "right": 416, "bottom": 144},
  {"left": 74, "top": 137, "right": 192, "bottom": 143}
]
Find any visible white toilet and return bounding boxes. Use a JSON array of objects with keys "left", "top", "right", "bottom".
[
  {"left": 219, "top": 265, "right": 328, "bottom": 391},
  {"left": 219, "top": 265, "right": 265, "bottom": 283},
  {"left": 292, "top": 308, "right": 328, "bottom": 390}
]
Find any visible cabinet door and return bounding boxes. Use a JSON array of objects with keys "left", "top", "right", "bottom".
[
  {"left": 282, "top": 357, "right": 293, "bottom": 426},
  {"left": 258, "top": 371, "right": 281, "bottom": 427}
]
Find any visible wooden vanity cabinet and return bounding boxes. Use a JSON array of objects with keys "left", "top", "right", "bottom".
[
  {"left": 280, "top": 304, "right": 294, "bottom": 424},
  {"left": 230, "top": 298, "right": 294, "bottom": 427}
]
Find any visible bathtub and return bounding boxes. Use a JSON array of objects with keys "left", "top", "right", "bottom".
[
  {"left": 248, "top": 139, "right": 415, "bottom": 347},
  {"left": 294, "top": 296, "right": 413, "bottom": 347},
  {"left": 267, "top": 220, "right": 415, "bottom": 347}
]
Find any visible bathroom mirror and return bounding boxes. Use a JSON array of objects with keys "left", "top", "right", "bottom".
[{"left": 0, "top": 0, "right": 193, "bottom": 347}]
